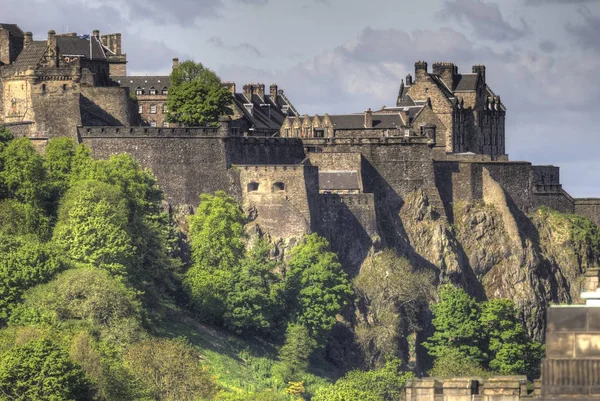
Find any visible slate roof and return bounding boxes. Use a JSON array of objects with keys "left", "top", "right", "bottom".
[
  {"left": 328, "top": 114, "right": 403, "bottom": 129},
  {"left": 56, "top": 35, "right": 106, "bottom": 60},
  {"left": 0, "top": 23, "right": 23, "bottom": 37},
  {"left": 319, "top": 171, "right": 361, "bottom": 191},
  {"left": 396, "top": 85, "right": 415, "bottom": 107},
  {"left": 234, "top": 93, "right": 290, "bottom": 132},
  {"left": 112, "top": 76, "right": 171, "bottom": 91},
  {"left": 7, "top": 41, "right": 47, "bottom": 72},
  {"left": 454, "top": 73, "right": 479, "bottom": 91}
]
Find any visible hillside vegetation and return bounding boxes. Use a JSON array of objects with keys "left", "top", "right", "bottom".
[{"left": 0, "top": 128, "right": 595, "bottom": 400}]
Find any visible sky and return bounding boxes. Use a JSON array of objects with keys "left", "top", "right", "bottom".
[{"left": 3, "top": 0, "right": 600, "bottom": 196}]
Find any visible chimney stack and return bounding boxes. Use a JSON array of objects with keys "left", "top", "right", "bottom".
[
  {"left": 223, "top": 81, "right": 236, "bottom": 94},
  {"left": 253, "top": 83, "right": 265, "bottom": 100},
  {"left": 92, "top": 30, "right": 100, "bottom": 39},
  {"left": 24, "top": 32, "right": 32, "bottom": 47},
  {"left": 364, "top": 108, "right": 373, "bottom": 128},
  {"left": 405, "top": 73, "right": 413, "bottom": 87},
  {"left": 270, "top": 84, "right": 278, "bottom": 102},
  {"left": 47, "top": 30, "right": 57, "bottom": 67},
  {"left": 472, "top": 65, "right": 486, "bottom": 84},
  {"left": 172, "top": 57, "right": 179, "bottom": 70},
  {"left": 432, "top": 62, "right": 456, "bottom": 91},
  {"left": 414, "top": 61, "right": 428, "bottom": 82}
]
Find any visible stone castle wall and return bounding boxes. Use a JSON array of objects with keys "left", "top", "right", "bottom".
[{"left": 80, "top": 86, "right": 135, "bottom": 127}]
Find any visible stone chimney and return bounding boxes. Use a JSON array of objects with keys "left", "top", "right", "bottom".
[
  {"left": 472, "top": 65, "right": 486, "bottom": 84},
  {"left": 405, "top": 73, "right": 413, "bottom": 86},
  {"left": 172, "top": 57, "right": 179, "bottom": 70},
  {"left": 223, "top": 81, "right": 236, "bottom": 94},
  {"left": 270, "top": 84, "right": 278, "bottom": 102},
  {"left": 243, "top": 84, "right": 252, "bottom": 101},
  {"left": 364, "top": 108, "right": 373, "bottom": 128},
  {"left": 47, "top": 30, "right": 57, "bottom": 68},
  {"left": 414, "top": 61, "right": 428, "bottom": 82},
  {"left": 432, "top": 62, "right": 455, "bottom": 91},
  {"left": 24, "top": 32, "right": 32, "bottom": 48},
  {"left": 253, "top": 83, "right": 265, "bottom": 100},
  {"left": 92, "top": 30, "right": 100, "bottom": 39}
]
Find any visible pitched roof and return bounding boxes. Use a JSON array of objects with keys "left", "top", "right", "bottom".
[
  {"left": 8, "top": 41, "right": 47, "bottom": 72},
  {"left": 112, "top": 76, "right": 171, "bottom": 90},
  {"left": 319, "top": 171, "right": 361, "bottom": 191},
  {"left": 233, "top": 92, "right": 290, "bottom": 132},
  {"left": 328, "top": 113, "right": 403, "bottom": 129},
  {"left": 396, "top": 85, "right": 415, "bottom": 107},
  {"left": 454, "top": 73, "right": 479, "bottom": 91},
  {"left": 0, "top": 23, "right": 23, "bottom": 37},
  {"left": 56, "top": 35, "right": 106, "bottom": 60}
]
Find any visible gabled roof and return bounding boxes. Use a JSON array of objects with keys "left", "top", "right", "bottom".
[
  {"left": 328, "top": 113, "right": 403, "bottom": 129},
  {"left": 112, "top": 76, "right": 171, "bottom": 90},
  {"left": 454, "top": 73, "right": 479, "bottom": 91},
  {"left": 56, "top": 35, "right": 106, "bottom": 60},
  {"left": 233, "top": 92, "right": 290, "bottom": 131},
  {"left": 0, "top": 23, "right": 24, "bottom": 37},
  {"left": 7, "top": 41, "right": 47, "bottom": 72},
  {"left": 397, "top": 85, "right": 415, "bottom": 107},
  {"left": 319, "top": 171, "right": 361, "bottom": 191}
]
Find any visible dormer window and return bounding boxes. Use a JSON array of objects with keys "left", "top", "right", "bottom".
[
  {"left": 135, "top": 87, "right": 143, "bottom": 95},
  {"left": 244, "top": 103, "right": 254, "bottom": 116},
  {"left": 260, "top": 103, "right": 271, "bottom": 118},
  {"left": 149, "top": 87, "right": 157, "bottom": 95},
  {"left": 162, "top": 87, "right": 168, "bottom": 95},
  {"left": 282, "top": 105, "right": 290, "bottom": 115}
]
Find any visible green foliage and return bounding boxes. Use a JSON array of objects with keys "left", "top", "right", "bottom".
[
  {"left": 167, "top": 60, "right": 233, "bottom": 126},
  {"left": 0, "top": 199, "right": 50, "bottom": 238},
  {"left": 0, "top": 127, "right": 13, "bottom": 150},
  {"left": 0, "top": 235, "right": 67, "bottom": 323},
  {"left": 10, "top": 267, "right": 143, "bottom": 347},
  {"left": 185, "top": 191, "right": 246, "bottom": 322},
  {"left": 124, "top": 337, "right": 218, "bottom": 401},
  {"left": 428, "top": 347, "right": 490, "bottom": 378},
  {"left": 274, "top": 323, "right": 318, "bottom": 384},
  {"left": 53, "top": 180, "right": 135, "bottom": 276},
  {"left": 224, "top": 240, "right": 285, "bottom": 333},
  {"left": 423, "top": 284, "right": 487, "bottom": 363},
  {"left": 0, "top": 338, "right": 95, "bottom": 400},
  {"left": 215, "top": 390, "right": 289, "bottom": 401},
  {"left": 285, "top": 234, "right": 353, "bottom": 339},
  {"left": 312, "top": 358, "right": 414, "bottom": 401},
  {"left": 0, "top": 137, "right": 49, "bottom": 208},
  {"left": 354, "top": 251, "right": 434, "bottom": 367},
  {"left": 480, "top": 299, "right": 544, "bottom": 378},
  {"left": 44, "top": 137, "right": 77, "bottom": 208}
]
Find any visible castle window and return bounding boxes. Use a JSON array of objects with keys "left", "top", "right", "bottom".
[
  {"left": 149, "top": 87, "right": 157, "bottom": 95},
  {"left": 163, "top": 104, "right": 168, "bottom": 113},
  {"left": 42, "top": 84, "right": 46, "bottom": 93},
  {"left": 138, "top": 105, "right": 143, "bottom": 114},
  {"left": 150, "top": 121, "right": 157, "bottom": 127},
  {"left": 62, "top": 84, "right": 67, "bottom": 92},
  {"left": 247, "top": 182, "right": 259, "bottom": 192},
  {"left": 135, "top": 87, "right": 143, "bottom": 95},
  {"left": 162, "top": 87, "right": 168, "bottom": 95},
  {"left": 150, "top": 104, "right": 157, "bottom": 114},
  {"left": 272, "top": 182, "right": 285, "bottom": 192},
  {"left": 314, "top": 129, "right": 325, "bottom": 138},
  {"left": 419, "top": 126, "right": 424, "bottom": 136}
]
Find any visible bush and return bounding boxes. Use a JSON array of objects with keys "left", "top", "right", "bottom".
[
  {"left": 0, "top": 338, "right": 95, "bottom": 400},
  {"left": 273, "top": 323, "right": 318, "bottom": 384},
  {"left": 428, "top": 347, "right": 490, "bottom": 378}
]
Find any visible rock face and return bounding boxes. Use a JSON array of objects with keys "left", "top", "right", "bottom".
[{"left": 395, "top": 177, "right": 599, "bottom": 342}]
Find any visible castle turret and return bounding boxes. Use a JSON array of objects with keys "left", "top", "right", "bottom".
[{"left": 414, "top": 61, "right": 428, "bottom": 82}]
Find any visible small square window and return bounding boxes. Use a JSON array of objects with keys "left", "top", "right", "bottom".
[{"left": 150, "top": 105, "right": 157, "bottom": 114}]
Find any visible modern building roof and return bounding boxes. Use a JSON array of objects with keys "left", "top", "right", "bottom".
[{"left": 319, "top": 171, "right": 361, "bottom": 191}]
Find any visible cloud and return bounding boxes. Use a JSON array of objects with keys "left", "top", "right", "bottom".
[
  {"left": 235, "top": 0, "right": 268, "bottom": 4},
  {"left": 565, "top": 8, "right": 600, "bottom": 52},
  {"left": 526, "top": 0, "right": 599, "bottom": 5},
  {"left": 539, "top": 40, "right": 558, "bottom": 53},
  {"left": 439, "top": 0, "right": 530, "bottom": 41},
  {"left": 208, "top": 37, "right": 263, "bottom": 57}
]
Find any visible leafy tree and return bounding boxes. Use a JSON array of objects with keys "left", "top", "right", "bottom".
[
  {"left": 0, "top": 199, "right": 51, "bottom": 238},
  {"left": 480, "top": 299, "right": 544, "bottom": 378},
  {"left": 273, "top": 323, "right": 318, "bottom": 384},
  {"left": 167, "top": 60, "right": 233, "bottom": 126},
  {"left": 354, "top": 251, "right": 434, "bottom": 367},
  {"left": 0, "top": 338, "right": 95, "bottom": 400},
  {"left": 423, "top": 284, "right": 486, "bottom": 363},
  {"left": 224, "top": 240, "right": 285, "bottom": 334},
  {"left": 0, "top": 137, "right": 49, "bottom": 208},
  {"left": 0, "top": 235, "right": 67, "bottom": 323},
  {"left": 44, "top": 137, "right": 78, "bottom": 208},
  {"left": 124, "top": 337, "right": 217, "bottom": 401},
  {"left": 53, "top": 180, "right": 135, "bottom": 276},
  {"left": 0, "top": 127, "right": 13, "bottom": 150},
  {"left": 10, "top": 267, "right": 143, "bottom": 347},
  {"left": 285, "top": 234, "right": 353, "bottom": 339},
  {"left": 312, "top": 358, "right": 414, "bottom": 401},
  {"left": 185, "top": 191, "right": 246, "bottom": 322},
  {"left": 427, "top": 347, "right": 489, "bottom": 378}
]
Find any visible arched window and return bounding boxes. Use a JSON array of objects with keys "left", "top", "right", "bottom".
[
  {"left": 272, "top": 182, "right": 285, "bottom": 192},
  {"left": 247, "top": 182, "right": 259, "bottom": 192}
]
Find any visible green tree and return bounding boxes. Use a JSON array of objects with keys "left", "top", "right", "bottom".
[
  {"left": 312, "top": 358, "right": 414, "bottom": 401},
  {"left": 423, "top": 285, "right": 486, "bottom": 363},
  {"left": 480, "top": 299, "right": 544, "bottom": 378},
  {"left": 0, "top": 235, "right": 67, "bottom": 323},
  {"left": 224, "top": 240, "right": 285, "bottom": 334},
  {"left": 184, "top": 191, "right": 246, "bottom": 322},
  {"left": 124, "top": 337, "right": 217, "bottom": 401},
  {"left": 285, "top": 234, "right": 353, "bottom": 339},
  {"left": 0, "top": 199, "right": 51, "bottom": 238},
  {"left": 354, "top": 251, "right": 434, "bottom": 367},
  {"left": 427, "top": 347, "right": 489, "bottom": 378},
  {"left": 167, "top": 60, "right": 233, "bottom": 126},
  {"left": 273, "top": 323, "right": 318, "bottom": 384},
  {"left": 44, "top": 137, "right": 78, "bottom": 208},
  {"left": 0, "top": 338, "right": 95, "bottom": 400},
  {"left": 53, "top": 180, "right": 135, "bottom": 276}
]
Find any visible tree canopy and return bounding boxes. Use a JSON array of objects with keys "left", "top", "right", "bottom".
[{"left": 167, "top": 60, "right": 233, "bottom": 126}]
